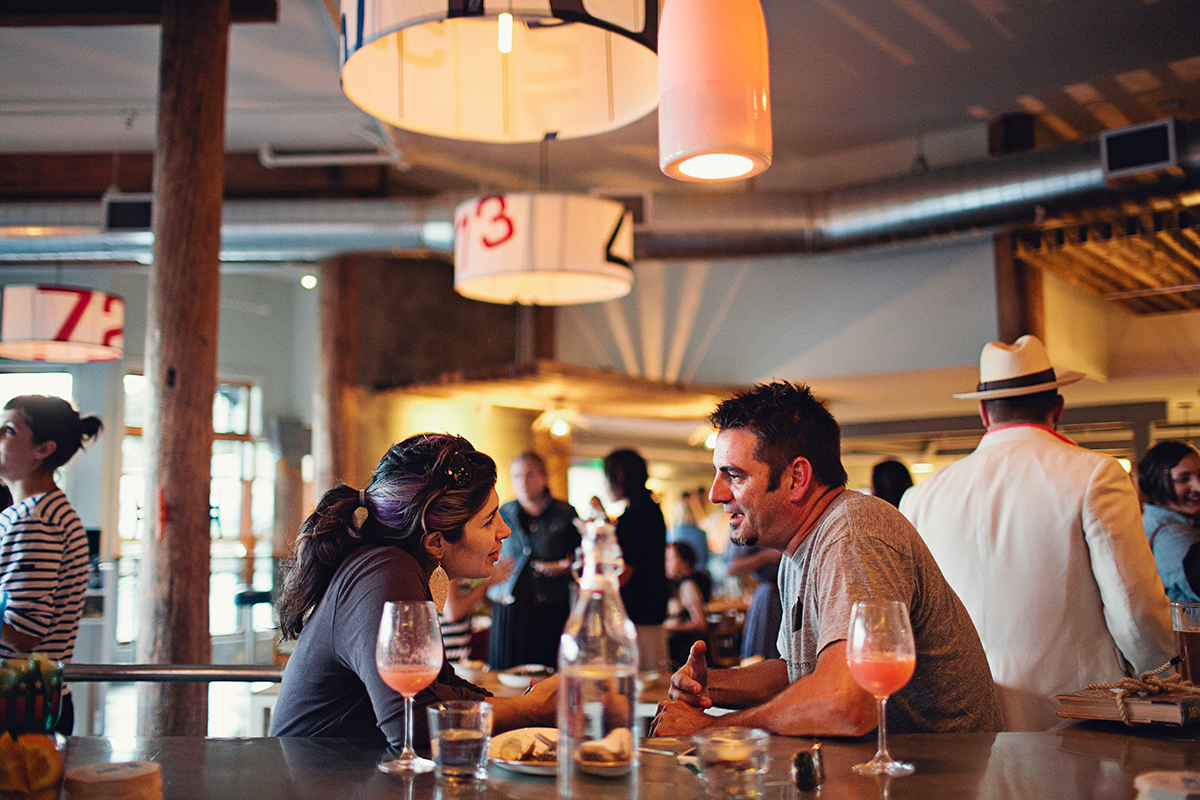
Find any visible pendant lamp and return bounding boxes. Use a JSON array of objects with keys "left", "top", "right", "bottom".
[
  {"left": 340, "top": 0, "right": 660, "bottom": 143},
  {"left": 454, "top": 193, "right": 633, "bottom": 305},
  {"left": 0, "top": 285, "right": 124, "bottom": 362},
  {"left": 658, "top": 0, "right": 772, "bottom": 182}
]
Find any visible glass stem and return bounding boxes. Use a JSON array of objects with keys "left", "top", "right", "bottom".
[
  {"left": 401, "top": 694, "right": 416, "bottom": 759},
  {"left": 875, "top": 696, "right": 890, "bottom": 762}
]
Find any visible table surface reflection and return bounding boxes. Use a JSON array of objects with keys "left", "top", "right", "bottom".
[{"left": 63, "top": 721, "right": 1199, "bottom": 800}]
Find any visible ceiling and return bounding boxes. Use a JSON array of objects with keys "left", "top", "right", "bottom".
[
  {"left": 3, "top": 0, "right": 1200, "bottom": 197},
  {"left": 4, "top": 0, "right": 1200, "bottom": 477}
]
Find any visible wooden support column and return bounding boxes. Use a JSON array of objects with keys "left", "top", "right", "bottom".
[
  {"left": 994, "top": 232, "right": 1045, "bottom": 343},
  {"left": 313, "top": 255, "right": 359, "bottom": 496},
  {"left": 533, "top": 428, "right": 572, "bottom": 505},
  {"left": 137, "top": 0, "right": 230, "bottom": 737}
]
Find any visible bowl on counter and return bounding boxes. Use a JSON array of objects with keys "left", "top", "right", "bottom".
[
  {"left": 1, "top": 654, "right": 63, "bottom": 736},
  {"left": 496, "top": 664, "right": 555, "bottom": 688},
  {"left": 452, "top": 659, "right": 489, "bottom": 683}
]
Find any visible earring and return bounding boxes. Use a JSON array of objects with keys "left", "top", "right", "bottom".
[{"left": 429, "top": 562, "right": 449, "bottom": 615}]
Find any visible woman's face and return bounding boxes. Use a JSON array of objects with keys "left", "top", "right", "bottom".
[
  {"left": 665, "top": 546, "right": 683, "bottom": 580},
  {"left": 0, "top": 410, "right": 51, "bottom": 484},
  {"left": 439, "top": 487, "right": 510, "bottom": 581},
  {"left": 1167, "top": 452, "right": 1200, "bottom": 517}
]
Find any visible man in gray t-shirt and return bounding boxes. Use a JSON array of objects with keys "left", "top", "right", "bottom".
[
  {"left": 652, "top": 381, "right": 1001, "bottom": 738},
  {"left": 779, "top": 491, "right": 1000, "bottom": 733}
]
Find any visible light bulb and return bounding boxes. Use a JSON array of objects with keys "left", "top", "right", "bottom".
[
  {"left": 300, "top": 274, "right": 317, "bottom": 289},
  {"left": 678, "top": 153, "right": 756, "bottom": 181},
  {"left": 704, "top": 431, "right": 718, "bottom": 450},
  {"left": 550, "top": 418, "right": 570, "bottom": 437},
  {"left": 498, "top": 13, "right": 513, "bottom": 54}
]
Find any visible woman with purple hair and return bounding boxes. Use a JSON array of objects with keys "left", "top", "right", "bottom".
[{"left": 270, "top": 433, "right": 558, "bottom": 747}]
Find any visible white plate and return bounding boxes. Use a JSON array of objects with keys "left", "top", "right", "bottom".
[
  {"left": 489, "top": 727, "right": 557, "bottom": 776},
  {"left": 575, "top": 757, "right": 634, "bottom": 778},
  {"left": 496, "top": 664, "right": 554, "bottom": 688}
]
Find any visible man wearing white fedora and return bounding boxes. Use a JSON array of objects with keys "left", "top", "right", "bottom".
[{"left": 900, "top": 335, "right": 1174, "bottom": 732}]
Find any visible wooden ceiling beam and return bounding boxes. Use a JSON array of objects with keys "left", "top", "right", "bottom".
[
  {"left": 0, "top": 151, "right": 401, "bottom": 201},
  {"left": 0, "top": 0, "right": 277, "bottom": 26}
]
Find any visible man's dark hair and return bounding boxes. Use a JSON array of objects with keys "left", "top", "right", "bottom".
[
  {"left": 709, "top": 381, "right": 848, "bottom": 491},
  {"left": 982, "top": 390, "right": 1061, "bottom": 425},
  {"left": 1138, "top": 440, "right": 1200, "bottom": 507}
]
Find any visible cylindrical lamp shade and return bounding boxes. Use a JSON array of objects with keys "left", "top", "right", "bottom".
[
  {"left": 0, "top": 285, "right": 124, "bottom": 362},
  {"left": 454, "top": 194, "right": 634, "bottom": 305},
  {"left": 340, "top": 1, "right": 659, "bottom": 143},
  {"left": 658, "top": 0, "right": 772, "bottom": 182}
]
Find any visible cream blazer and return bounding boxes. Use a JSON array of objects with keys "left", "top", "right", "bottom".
[{"left": 900, "top": 424, "right": 1174, "bottom": 731}]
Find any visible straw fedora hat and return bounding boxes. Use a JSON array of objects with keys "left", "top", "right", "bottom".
[{"left": 954, "top": 334, "right": 1085, "bottom": 400}]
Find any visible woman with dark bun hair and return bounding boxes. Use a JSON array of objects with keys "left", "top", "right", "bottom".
[
  {"left": 1138, "top": 440, "right": 1200, "bottom": 602},
  {"left": 0, "top": 394, "right": 103, "bottom": 735},
  {"left": 270, "top": 433, "right": 558, "bottom": 746}
]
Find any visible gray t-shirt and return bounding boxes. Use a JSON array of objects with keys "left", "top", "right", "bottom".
[
  {"left": 777, "top": 491, "right": 1002, "bottom": 733},
  {"left": 270, "top": 545, "right": 489, "bottom": 746}
]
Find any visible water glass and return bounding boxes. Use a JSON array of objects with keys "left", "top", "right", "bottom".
[
  {"left": 427, "top": 701, "right": 493, "bottom": 782},
  {"left": 693, "top": 727, "right": 770, "bottom": 799},
  {"left": 1170, "top": 601, "right": 1200, "bottom": 684}
]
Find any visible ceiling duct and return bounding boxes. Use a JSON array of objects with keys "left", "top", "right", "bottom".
[{"left": 1, "top": 119, "right": 1198, "bottom": 264}]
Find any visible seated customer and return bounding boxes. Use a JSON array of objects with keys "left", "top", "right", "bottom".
[
  {"left": 669, "top": 494, "right": 712, "bottom": 574},
  {"left": 1139, "top": 441, "right": 1200, "bottom": 601},
  {"left": 725, "top": 542, "right": 782, "bottom": 662},
  {"left": 442, "top": 562, "right": 509, "bottom": 662},
  {"left": 664, "top": 541, "right": 712, "bottom": 668},
  {"left": 270, "top": 433, "right": 557, "bottom": 747},
  {"left": 652, "top": 382, "right": 1001, "bottom": 738}
]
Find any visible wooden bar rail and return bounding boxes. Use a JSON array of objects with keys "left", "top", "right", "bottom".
[{"left": 63, "top": 663, "right": 283, "bottom": 683}]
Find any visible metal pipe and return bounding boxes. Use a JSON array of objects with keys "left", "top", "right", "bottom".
[
  {"left": 2, "top": 120, "right": 1198, "bottom": 262},
  {"left": 63, "top": 663, "right": 283, "bottom": 683}
]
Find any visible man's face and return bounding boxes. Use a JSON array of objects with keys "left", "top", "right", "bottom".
[
  {"left": 709, "top": 428, "right": 794, "bottom": 550},
  {"left": 510, "top": 458, "right": 549, "bottom": 508}
]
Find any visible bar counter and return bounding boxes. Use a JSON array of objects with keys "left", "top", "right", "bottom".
[{"left": 62, "top": 721, "right": 1198, "bottom": 800}]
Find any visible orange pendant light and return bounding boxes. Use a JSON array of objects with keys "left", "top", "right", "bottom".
[{"left": 658, "top": 0, "right": 773, "bottom": 182}]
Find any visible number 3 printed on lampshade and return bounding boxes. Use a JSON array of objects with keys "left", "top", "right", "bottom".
[{"left": 475, "top": 196, "right": 515, "bottom": 249}]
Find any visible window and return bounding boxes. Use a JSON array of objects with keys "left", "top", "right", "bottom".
[{"left": 116, "top": 375, "right": 276, "bottom": 643}]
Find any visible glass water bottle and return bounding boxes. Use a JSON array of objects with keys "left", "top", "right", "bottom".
[{"left": 557, "top": 518, "right": 640, "bottom": 795}]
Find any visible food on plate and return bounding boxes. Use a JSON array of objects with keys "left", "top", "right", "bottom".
[
  {"left": 577, "top": 728, "right": 632, "bottom": 765},
  {"left": 494, "top": 730, "right": 557, "bottom": 763}
]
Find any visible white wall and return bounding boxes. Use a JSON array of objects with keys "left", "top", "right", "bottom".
[
  {"left": 557, "top": 235, "right": 998, "bottom": 385},
  {"left": 0, "top": 266, "right": 319, "bottom": 538}
]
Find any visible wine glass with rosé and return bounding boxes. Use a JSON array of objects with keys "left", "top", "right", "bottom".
[
  {"left": 376, "top": 600, "right": 444, "bottom": 774},
  {"left": 846, "top": 600, "right": 917, "bottom": 777}
]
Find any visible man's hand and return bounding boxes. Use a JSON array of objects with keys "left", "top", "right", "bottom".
[
  {"left": 668, "top": 640, "right": 712, "bottom": 709},
  {"left": 521, "top": 674, "right": 559, "bottom": 722},
  {"left": 650, "top": 699, "right": 719, "bottom": 736}
]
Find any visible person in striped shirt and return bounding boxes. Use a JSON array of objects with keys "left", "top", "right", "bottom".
[{"left": 0, "top": 394, "right": 102, "bottom": 735}]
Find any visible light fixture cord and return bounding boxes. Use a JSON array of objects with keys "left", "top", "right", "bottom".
[{"left": 539, "top": 132, "right": 557, "bottom": 192}]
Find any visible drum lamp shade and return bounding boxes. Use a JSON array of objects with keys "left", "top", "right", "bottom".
[
  {"left": 340, "top": 0, "right": 660, "bottom": 143},
  {"left": 454, "top": 193, "right": 634, "bottom": 305},
  {"left": 0, "top": 285, "right": 124, "bottom": 363},
  {"left": 658, "top": 0, "right": 772, "bottom": 182}
]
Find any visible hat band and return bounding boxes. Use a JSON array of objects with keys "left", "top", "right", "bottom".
[{"left": 976, "top": 367, "right": 1057, "bottom": 393}]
